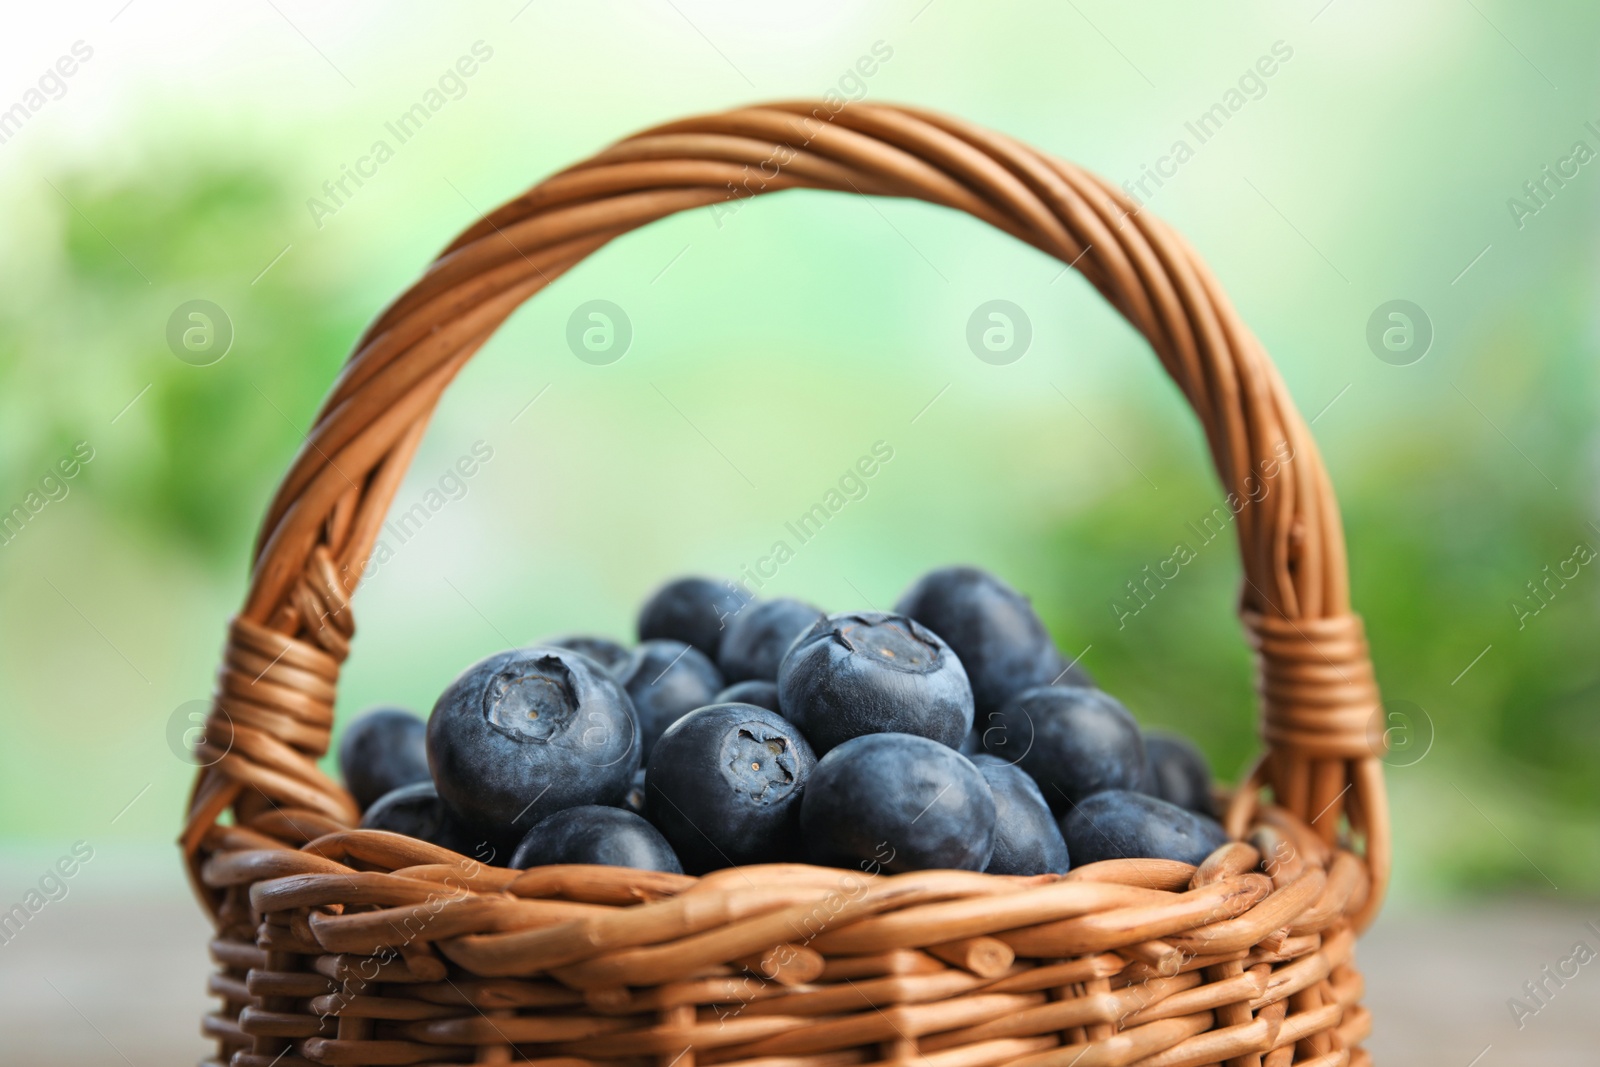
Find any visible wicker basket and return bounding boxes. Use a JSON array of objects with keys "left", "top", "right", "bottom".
[{"left": 183, "top": 101, "right": 1390, "bottom": 1067}]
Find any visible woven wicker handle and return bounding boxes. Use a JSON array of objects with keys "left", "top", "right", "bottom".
[{"left": 183, "top": 101, "right": 1388, "bottom": 925}]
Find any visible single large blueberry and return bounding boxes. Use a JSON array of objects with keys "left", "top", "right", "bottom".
[
  {"left": 427, "top": 647, "right": 640, "bottom": 843},
  {"left": 645, "top": 704, "right": 816, "bottom": 873},
  {"left": 802, "top": 733, "right": 995, "bottom": 873},
  {"left": 637, "top": 576, "right": 752, "bottom": 659},
  {"left": 895, "top": 566, "right": 1090, "bottom": 720},
  {"left": 778, "top": 611, "right": 973, "bottom": 754},
  {"left": 1140, "top": 732, "right": 1216, "bottom": 817},
  {"left": 718, "top": 597, "right": 826, "bottom": 683},
  {"left": 360, "top": 781, "right": 498, "bottom": 858},
  {"left": 542, "top": 634, "right": 631, "bottom": 675},
  {"left": 971, "top": 754, "right": 1070, "bottom": 875},
  {"left": 1060, "top": 790, "right": 1229, "bottom": 867},
  {"left": 338, "top": 707, "right": 431, "bottom": 812},
  {"left": 982, "top": 686, "right": 1145, "bottom": 815},
  {"left": 510, "top": 805, "right": 682, "bottom": 873},
  {"left": 714, "top": 679, "right": 781, "bottom": 713},
  {"left": 616, "top": 639, "right": 724, "bottom": 758}
]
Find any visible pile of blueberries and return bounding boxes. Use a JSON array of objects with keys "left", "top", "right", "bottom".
[{"left": 343, "top": 566, "right": 1229, "bottom": 877}]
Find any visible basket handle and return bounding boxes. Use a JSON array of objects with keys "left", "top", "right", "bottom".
[{"left": 182, "top": 101, "right": 1388, "bottom": 928}]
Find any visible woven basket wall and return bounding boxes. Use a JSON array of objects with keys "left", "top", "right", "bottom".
[{"left": 182, "top": 101, "right": 1390, "bottom": 1067}]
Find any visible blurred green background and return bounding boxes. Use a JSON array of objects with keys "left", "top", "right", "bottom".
[{"left": 2, "top": 0, "right": 1597, "bottom": 913}]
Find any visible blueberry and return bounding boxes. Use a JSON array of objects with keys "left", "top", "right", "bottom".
[
  {"left": 982, "top": 686, "right": 1145, "bottom": 815},
  {"left": 637, "top": 576, "right": 752, "bottom": 659},
  {"left": 778, "top": 611, "right": 973, "bottom": 754},
  {"left": 1060, "top": 790, "right": 1229, "bottom": 867},
  {"left": 714, "top": 680, "right": 781, "bottom": 713},
  {"left": 427, "top": 647, "right": 640, "bottom": 842},
  {"left": 510, "top": 805, "right": 682, "bottom": 873},
  {"left": 718, "top": 597, "right": 826, "bottom": 683},
  {"left": 338, "top": 707, "right": 430, "bottom": 812},
  {"left": 646, "top": 704, "right": 816, "bottom": 872},
  {"left": 542, "top": 634, "right": 631, "bottom": 675},
  {"left": 616, "top": 639, "right": 724, "bottom": 758},
  {"left": 1140, "top": 732, "right": 1216, "bottom": 817},
  {"left": 801, "top": 733, "right": 995, "bottom": 873},
  {"left": 895, "top": 566, "right": 1090, "bottom": 720},
  {"left": 360, "top": 781, "right": 496, "bottom": 858},
  {"left": 971, "top": 754, "right": 1070, "bottom": 875}
]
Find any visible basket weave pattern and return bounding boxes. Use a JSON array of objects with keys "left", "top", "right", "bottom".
[{"left": 183, "top": 102, "right": 1389, "bottom": 1067}]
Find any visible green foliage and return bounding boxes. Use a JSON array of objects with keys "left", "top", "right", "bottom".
[
  {"left": 1036, "top": 434, "right": 1264, "bottom": 789},
  {"left": 0, "top": 161, "right": 365, "bottom": 565},
  {"left": 1030, "top": 298, "right": 1600, "bottom": 896}
]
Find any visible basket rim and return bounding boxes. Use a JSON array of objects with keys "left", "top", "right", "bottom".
[{"left": 199, "top": 795, "right": 1369, "bottom": 1065}]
